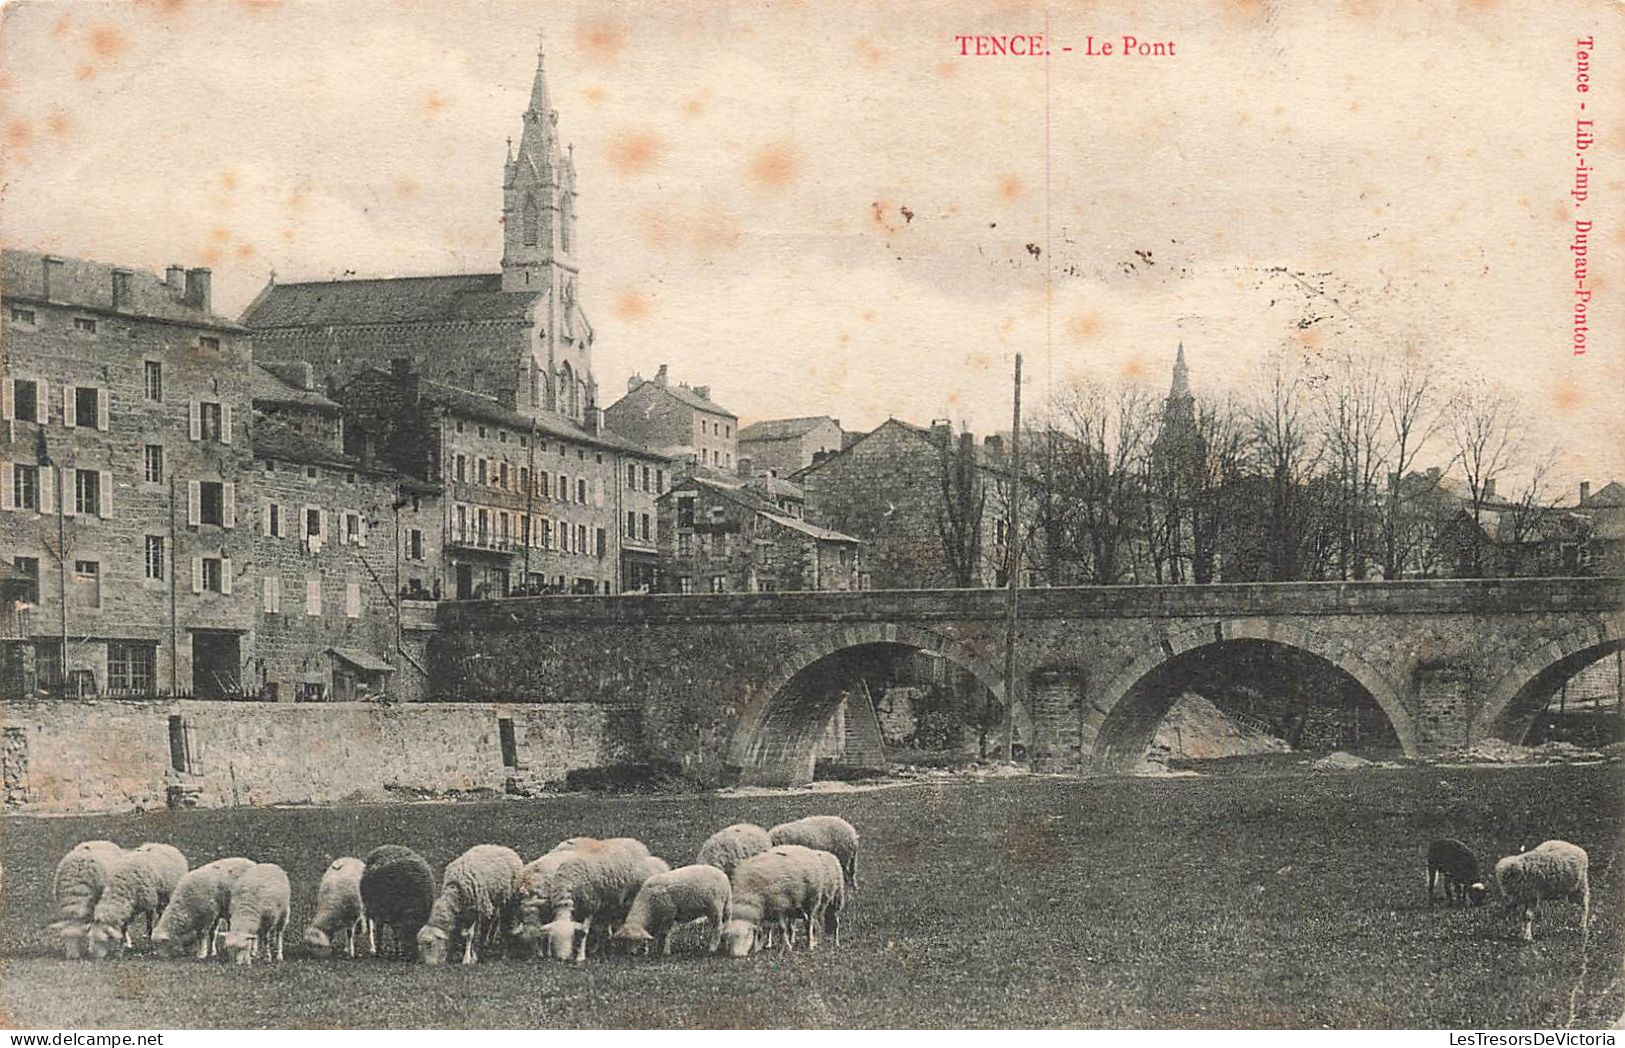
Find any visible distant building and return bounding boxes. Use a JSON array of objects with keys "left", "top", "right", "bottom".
[
  {"left": 658, "top": 474, "right": 861, "bottom": 593},
  {"left": 606, "top": 364, "right": 737, "bottom": 474},
  {"left": 335, "top": 363, "right": 665, "bottom": 598},
  {"left": 241, "top": 41, "right": 597, "bottom": 425},
  {"left": 738, "top": 416, "right": 843, "bottom": 477}
]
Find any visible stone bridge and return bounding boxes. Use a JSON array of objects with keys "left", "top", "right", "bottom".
[{"left": 429, "top": 577, "right": 1625, "bottom": 785}]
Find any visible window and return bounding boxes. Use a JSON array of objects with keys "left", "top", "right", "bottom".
[
  {"left": 107, "top": 643, "right": 156, "bottom": 695},
  {"left": 679, "top": 576, "right": 693, "bottom": 594},
  {"left": 710, "top": 576, "right": 727, "bottom": 593},
  {"left": 577, "top": 524, "right": 587, "bottom": 555},
  {"left": 499, "top": 512, "right": 511, "bottom": 545},
  {"left": 200, "top": 557, "right": 223, "bottom": 593},
  {"left": 144, "top": 535, "right": 165, "bottom": 581},
  {"left": 519, "top": 467, "right": 529, "bottom": 494},
  {"left": 626, "top": 511, "right": 637, "bottom": 538},
  {"left": 263, "top": 575, "right": 281, "bottom": 614},
  {"left": 540, "top": 519, "right": 552, "bottom": 550},
  {"left": 75, "top": 386, "right": 101, "bottom": 428},
  {"left": 628, "top": 464, "right": 637, "bottom": 488},
  {"left": 454, "top": 455, "right": 466, "bottom": 483},
  {"left": 677, "top": 533, "right": 693, "bottom": 556},
  {"left": 479, "top": 426, "right": 488, "bottom": 439},
  {"left": 74, "top": 560, "right": 101, "bottom": 608},
  {"left": 478, "top": 459, "right": 489, "bottom": 486},
  {"left": 678, "top": 496, "right": 695, "bottom": 529},
  {"left": 642, "top": 465, "right": 651, "bottom": 492},
  {"left": 144, "top": 361, "right": 163, "bottom": 401},
  {"left": 477, "top": 508, "right": 490, "bottom": 545},
  {"left": 74, "top": 469, "right": 101, "bottom": 517},
  {"left": 538, "top": 473, "right": 550, "bottom": 499},
  {"left": 12, "top": 378, "right": 38, "bottom": 422},
  {"left": 499, "top": 462, "right": 510, "bottom": 490},
  {"left": 344, "top": 512, "right": 361, "bottom": 545},
  {"left": 10, "top": 464, "right": 39, "bottom": 510},
  {"left": 199, "top": 401, "right": 223, "bottom": 441},
  {"left": 641, "top": 513, "right": 651, "bottom": 541},
  {"left": 297, "top": 682, "right": 326, "bottom": 703},
  {"left": 199, "top": 481, "right": 224, "bottom": 526},
  {"left": 595, "top": 528, "right": 606, "bottom": 558},
  {"left": 73, "top": 317, "right": 97, "bottom": 334},
  {"left": 558, "top": 474, "right": 568, "bottom": 502},
  {"left": 267, "top": 503, "right": 283, "bottom": 538},
  {"left": 199, "top": 336, "right": 220, "bottom": 352},
  {"left": 306, "top": 507, "right": 322, "bottom": 538},
  {"left": 576, "top": 479, "right": 587, "bottom": 504},
  {"left": 407, "top": 528, "right": 424, "bottom": 561},
  {"left": 10, "top": 306, "right": 35, "bottom": 325},
  {"left": 144, "top": 445, "right": 164, "bottom": 484},
  {"left": 499, "top": 430, "right": 508, "bottom": 444},
  {"left": 499, "top": 717, "right": 518, "bottom": 768},
  {"left": 657, "top": 469, "right": 665, "bottom": 493},
  {"left": 12, "top": 557, "right": 39, "bottom": 603},
  {"left": 455, "top": 505, "right": 468, "bottom": 542}
]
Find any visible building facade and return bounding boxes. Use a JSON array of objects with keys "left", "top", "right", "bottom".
[
  {"left": 606, "top": 364, "right": 738, "bottom": 473},
  {"left": 657, "top": 474, "right": 861, "bottom": 594},
  {"left": 738, "top": 416, "right": 844, "bottom": 477}
]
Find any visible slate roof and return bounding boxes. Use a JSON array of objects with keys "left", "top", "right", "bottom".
[
  {"left": 761, "top": 511, "right": 860, "bottom": 544},
  {"left": 241, "top": 273, "right": 540, "bottom": 328},
  {"left": 250, "top": 413, "right": 375, "bottom": 473},
  {"left": 1585, "top": 481, "right": 1625, "bottom": 507},
  {"left": 622, "top": 378, "right": 736, "bottom": 419},
  {"left": 679, "top": 474, "right": 859, "bottom": 544},
  {"left": 250, "top": 363, "right": 340, "bottom": 413},
  {"left": 2, "top": 248, "right": 244, "bottom": 331},
  {"left": 739, "top": 416, "right": 835, "bottom": 442}
]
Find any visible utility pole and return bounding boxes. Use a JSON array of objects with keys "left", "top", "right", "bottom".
[{"left": 1002, "top": 353, "right": 1023, "bottom": 763}]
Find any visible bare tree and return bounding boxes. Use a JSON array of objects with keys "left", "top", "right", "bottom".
[
  {"left": 1246, "top": 351, "right": 1327, "bottom": 581},
  {"left": 934, "top": 425, "right": 986, "bottom": 587},
  {"left": 1317, "top": 349, "right": 1387, "bottom": 579},
  {"left": 1448, "top": 388, "right": 1524, "bottom": 576},
  {"left": 1380, "top": 352, "right": 1454, "bottom": 578},
  {"left": 1187, "top": 396, "right": 1251, "bottom": 583}
]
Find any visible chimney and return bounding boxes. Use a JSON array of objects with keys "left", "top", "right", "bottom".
[
  {"left": 111, "top": 268, "right": 131, "bottom": 312},
  {"left": 693, "top": 386, "right": 710, "bottom": 402},
  {"left": 1483, "top": 478, "right": 1497, "bottom": 500},
  {"left": 958, "top": 432, "right": 976, "bottom": 458},
  {"left": 166, "top": 264, "right": 186, "bottom": 293},
  {"left": 1580, "top": 481, "right": 1591, "bottom": 504},
  {"left": 626, "top": 371, "right": 643, "bottom": 394},
  {"left": 930, "top": 418, "right": 952, "bottom": 446},
  {"left": 655, "top": 364, "right": 669, "bottom": 386},
  {"left": 984, "top": 434, "right": 1004, "bottom": 456},
  {"left": 41, "top": 256, "right": 63, "bottom": 302},
  {"left": 183, "top": 268, "right": 212, "bottom": 311},
  {"left": 391, "top": 357, "right": 420, "bottom": 404}
]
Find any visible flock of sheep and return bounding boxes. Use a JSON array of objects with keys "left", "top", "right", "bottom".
[
  {"left": 46, "top": 815, "right": 859, "bottom": 965},
  {"left": 1425, "top": 836, "right": 1591, "bottom": 941}
]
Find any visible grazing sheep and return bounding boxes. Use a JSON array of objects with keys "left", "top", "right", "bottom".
[
  {"left": 360, "top": 845, "right": 436, "bottom": 959},
  {"left": 49, "top": 841, "right": 124, "bottom": 959},
  {"left": 152, "top": 857, "right": 254, "bottom": 960},
  {"left": 696, "top": 824, "right": 772, "bottom": 878},
  {"left": 220, "top": 862, "right": 291, "bottom": 965},
  {"left": 86, "top": 843, "right": 189, "bottom": 958},
  {"left": 808, "top": 848, "right": 847, "bottom": 949},
  {"left": 721, "top": 844, "right": 829, "bottom": 958},
  {"left": 769, "top": 816, "right": 861, "bottom": 888},
  {"left": 1494, "top": 840, "right": 1591, "bottom": 942},
  {"left": 1426, "top": 838, "right": 1489, "bottom": 908},
  {"left": 531, "top": 837, "right": 655, "bottom": 962},
  {"left": 302, "top": 858, "right": 368, "bottom": 958},
  {"left": 612, "top": 864, "right": 733, "bottom": 956},
  {"left": 514, "top": 850, "right": 576, "bottom": 947},
  {"left": 418, "top": 845, "right": 524, "bottom": 965}
]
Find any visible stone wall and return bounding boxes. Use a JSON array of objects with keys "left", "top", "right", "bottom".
[{"left": 0, "top": 697, "right": 639, "bottom": 814}]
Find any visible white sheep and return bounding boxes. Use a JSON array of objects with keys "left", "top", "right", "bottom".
[
  {"left": 1494, "top": 839, "right": 1591, "bottom": 942},
  {"left": 221, "top": 862, "right": 291, "bottom": 965},
  {"left": 532, "top": 837, "right": 655, "bottom": 962},
  {"left": 418, "top": 845, "right": 524, "bottom": 965},
  {"left": 721, "top": 844, "right": 829, "bottom": 957},
  {"left": 302, "top": 857, "right": 368, "bottom": 958},
  {"left": 769, "top": 816, "right": 861, "bottom": 888},
  {"left": 86, "top": 842, "right": 189, "bottom": 958},
  {"left": 612, "top": 864, "right": 733, "bottom": 956},
  {"left": 152, "top": 857, "right": 254, "bottom": 960},
  {"left": 49, "top": 840, "right": 124, "bottom": 959},
  {"left": 808, "top": 848, "right": 846, "bottom": 949},
  {"left": 696, "top": 824, "right": 772, "bottom": 877}
]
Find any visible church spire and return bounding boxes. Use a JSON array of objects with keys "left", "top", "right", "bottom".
[{"left": 1169, "top": 342, "right": 1191, "bottom": 400}]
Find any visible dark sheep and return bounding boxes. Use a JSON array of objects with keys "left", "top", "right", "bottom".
[
  {"left": 360, "top": 845, "right": 436, "bottom": 959},
  {"left": 1427, "top": 838, "right": 1488, "bottom": 907}
]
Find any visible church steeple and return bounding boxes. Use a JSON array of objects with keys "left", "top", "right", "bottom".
[{"left": 1169, "top": 342, "right": 1191, "bottom": 400}]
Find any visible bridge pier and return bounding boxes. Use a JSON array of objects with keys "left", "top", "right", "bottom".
[
  {"left": 1027, "top": 669, "right": 1086, "bottom": 773},
  {"left": 1412, "top": 658, "right": 1478, "bottom": 753}
]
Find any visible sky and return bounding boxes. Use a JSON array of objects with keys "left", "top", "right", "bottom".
[{"left": 2, "top": 0, "right": 1621, "bottom": 491}]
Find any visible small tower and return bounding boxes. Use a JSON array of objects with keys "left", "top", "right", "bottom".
[{"left": 502, "top": 34, "right": 578, "bottom": 293}]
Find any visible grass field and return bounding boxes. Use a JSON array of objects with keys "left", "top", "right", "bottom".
[{"left": 1, "top": 764, "right": 1621, "bottom": 1029}]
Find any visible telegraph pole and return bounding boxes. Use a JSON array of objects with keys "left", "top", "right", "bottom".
[{"left": 1002, "top": 353, "right": 1023, "bottom": 762}]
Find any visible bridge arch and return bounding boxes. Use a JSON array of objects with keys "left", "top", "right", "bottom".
[
  {"left": 1472, "top": 616, "right": 1625, "bottom": 746},
  {"left": 726, "top": 623, "right": 1017, "bottom": 785},
  {"left": 1088, "top": 619, "right": 1416, "bottom": 772}
]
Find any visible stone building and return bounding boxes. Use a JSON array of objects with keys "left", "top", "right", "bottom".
[
  {"left": 2, "top": 249, "right": 257, "bottom": 697},
  {"left": 738, "top": 416, "right": 843, "bottom": 477},
  {"left": 794, "top": 418, "right": 1021, "bottom": 590},
  {"left": 335, "top": 363, "right": 665, "bottom": 598},
  {"left": 657, "top": 474, "right": 861, "bottom": 594},
  {"left": 241, "top": 42, "right": 596, "bottom": 425},
  {"left": 606, "top": 364, "right": 738, "bottom": 474}
]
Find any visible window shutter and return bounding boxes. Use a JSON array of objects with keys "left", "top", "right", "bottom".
[
  {"left": 357, "top": 516, "right": 368, "bottom": 548},
  {"left": 96, "top": 388, "right": 109, "bottom": 431},
  {"left": 191, "top": 557, "right": 203, "bottom": 594},
  {"left": 35, "top": 380, "right": 47, "bottom": 425},
  {"left": 187, "top": 481, "right": 201, "bottom": 527},
  {"left": 0, "top": 462, "right": 12, "bottom": 511},
  {"left": 98, "top": 471, "right": 111, "bottom": 519},
  {"left": 320, "top": 510, "right": 329, "bottom": 541},
  {"left": 261, "top": 501, "right": 270, "bottom": 536},
  {"left": 338, "top": 512, "right": 349, "bottom": 545},
  {"left": 63, "top": 387, "right": 76, "bottom": 429},
  {"left": 262, "top": 575, "right": 275, "bottom": 613},
  {"left": 1, "top": 379, "right": 12, "bottom": 422},
  {"left": 39, "top": 466, "right": 53, "bottom": 514},
  {"left": 306, "top": 578, "right": 322, "bottom": 616},
  {"left": 595, "top": 478, "right": 604, "bottom": 508},
  {"left": 61, "top": 468, "right": 76, "bottom": 517},
  {"left": 345, "top": 582, "right": 361, "bottom": 619},
  {"left": 221, "top": 558, "right": 233, "bottom": 595},
  {"left": 188, "top": 401, "right": 201, "bottom": 442},
  {"left": 223, "top": 482, "right": 236, "bottom": 528},
  {"left": 220, "top": 403, "right": 233, "bottom": 444}
]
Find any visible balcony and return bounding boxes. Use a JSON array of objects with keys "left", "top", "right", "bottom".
[{"left": 445, "top": 530, "right": 526, "bottom": 554}]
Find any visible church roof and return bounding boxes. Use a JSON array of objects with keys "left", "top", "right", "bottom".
[{"left": 241, "top": 273, "right": 540, "bottom": 328}]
